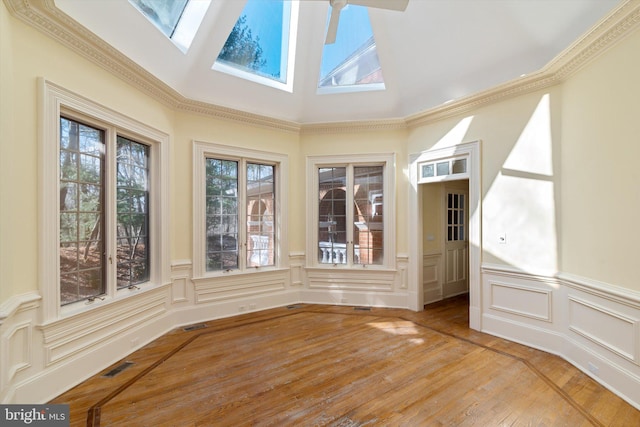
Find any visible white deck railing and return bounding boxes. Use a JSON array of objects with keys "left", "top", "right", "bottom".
[{"left": 318, "top": 241, "right": 359, "bottom": 264}]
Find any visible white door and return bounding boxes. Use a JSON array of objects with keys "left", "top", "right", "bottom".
[{"left": 444, "top": 189, "right": 469, "bottom": 297}]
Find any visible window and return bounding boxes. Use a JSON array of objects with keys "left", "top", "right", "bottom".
[
  {"left": 59, "top": 122, "right": 152, "bottom": 305},
  {"left": 212, "top": 0, "right": 299, "bottom": 92},
  {"left": 193, "top": 142, "right": 287, "bottom": 278},
  {"left": 41, "top": 80, "right": 169, "bottom": 321},
  {"left": 419, "top": 157, "right": 468, "bottom": 181},
  {"left": 308, "top": 154, "right": 395, "bottom": 269},
  {"left": 318, "top": 4, "right": 385, "bottom": 93},
  {"left": 129, "top": 0, "right": 211, "bottom": 53}
]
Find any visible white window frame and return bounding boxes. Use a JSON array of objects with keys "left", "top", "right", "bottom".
[
  {"left": 306, "top": 153, "right": 396, "bottom": 269},
  {"left": 39, "top": 79, "right": 170, "bottom": 323},
  {"left": 192, "top": 141, "right": 289, "bottom": 279}
]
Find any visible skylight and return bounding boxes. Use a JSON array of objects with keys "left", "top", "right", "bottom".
[
  {"left": 319, "top": 4, "right": 385, "bottom": 94},
  {"left": 213, "top": 0, "right": 298, "bottom": 92},
  {"left": 129, "top": 0, "right": 210, "bottom": 53}
]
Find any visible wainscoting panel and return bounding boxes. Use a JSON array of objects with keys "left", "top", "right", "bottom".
[
  {"left": 306, "top": 268, "right": 395, "bottom": 292},
  {"left": 193, "top": 270, "right": 289, "bottom": 304},
  {"left": 41, "top": 289, "right": 168, "bottom": 366},
  {"left": 489, "top": 281, "right": 552, "bottom": 322},
  {"left": 423, "top": 253, "right": 442, "bottom": 304},
  {"left": 568, "top": 297, "right": 638, "bottom": 363},
  {"left": 1, "top": 322, "right": 31, "bottom": 391},
  {"left": 170, "top": 260, "right": 192, "bottom": 305},
  {"left": 289, "top": 252, "right": 306, "bottom": 287},
  {"left": 482, "top": 264, "right": 640, "bottom": 410}
]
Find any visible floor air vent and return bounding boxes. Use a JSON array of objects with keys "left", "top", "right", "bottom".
[
  {"left": 354, "top": 306, "right": 372, "bottom": 311},
  {"left": 102, "top": 361, "right": 134, "bottom": 378},
  {"left": 183, "top": 323, "right": 206, "bottom": 331}
]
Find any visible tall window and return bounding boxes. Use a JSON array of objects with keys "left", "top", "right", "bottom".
[
  {"left": 59, "top": 119, "right": 151, "bottom": 305},
  {"left": 41, "top": 80, "right": 169, "bottom": 321},
  {"left": 310, "top": 154, "right": 394, "bottom": 269},
  {"left": 194, "top": 141, "right": 286, "bottom": 278}
]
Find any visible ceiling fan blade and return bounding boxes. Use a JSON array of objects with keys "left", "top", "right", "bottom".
[
  {"left": 325, "top": 5, "right": 342, "bottom": 44},
  {"left": 348, "top": 0, "right": 409, "bottom": 12}
]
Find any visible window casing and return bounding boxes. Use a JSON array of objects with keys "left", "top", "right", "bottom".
[
  {"left": 40, "top": 80, "right": 170, "bottom": 322},
  {"left": 193, "top": 142, "right": 288, "bottom": 278},
  {"left": 307, "top": 154, "right": 395, "bottom": 269}
]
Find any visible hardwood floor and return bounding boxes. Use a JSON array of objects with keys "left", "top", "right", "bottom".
[{"left": 51, "top": 295, "right": 640, "bottom": 426}]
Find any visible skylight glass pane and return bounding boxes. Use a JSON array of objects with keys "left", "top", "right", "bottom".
[
  {"left": 319, "top": 5, "right": 385, "bottom": 91},
  {"left": 129, "top": 0, "right": 188, "bottom": 39},
  {"left": 215, "top": 0, "right": 292, "bottom": 84}
]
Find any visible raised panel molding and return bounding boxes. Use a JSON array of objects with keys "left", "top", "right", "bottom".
[
  {"left": 568, "top": 297, "right": 638, "bottom": 363},
  {"left": 41, "top": 290, "right": 168, "bottom": 366},
  {"left": 193, "top": 270, "right": 289, "bottom": 304},
  {"left": 289, "top": 252, "right": 306, "bottom": 287},
  {"left": 1, "top": 322, "right": 32, "bottom": 391},
  {"left": 489, "top": 281, "right": 552, "bottom": 322},
  {"left": 482, "top": 263, "right": 640, "bottom": 410},
  {"left": 396, "top": 254, "right": 409, "bottom": 290},
  {"left": 306, "top": 268, "right": 395, "bottom": 292},
  {"left": 170, "top": 260, "right": 192, "bottom": 304},
  {"left": 423, "top": 253, "right": 442, "bottom": 304}
]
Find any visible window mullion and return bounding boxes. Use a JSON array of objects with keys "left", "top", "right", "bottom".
[
  {"left": 346, "top": 165, "right": 355, "bottom": 267},
  {"left": 238, "top": 158, "right": 247, "bottom": 271},
  {"left": 105, "top": 128, "right": 118, "bottom": 298}
]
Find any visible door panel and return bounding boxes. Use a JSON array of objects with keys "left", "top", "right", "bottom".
[{"left": 444, "top": 189, "right": 469, "bottom": 297}]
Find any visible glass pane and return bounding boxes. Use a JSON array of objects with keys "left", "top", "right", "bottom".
[
  {"left": 206, "top": 158, "right": 239, "bottom": 272},
  {"left": 247, "top": 163, "right": 275, "bottom": 267},
  {"left": 421, "top": 163, "right": 434, "bottom": 178},
  {"left": 116, "top": 136, "right": 150, "bottom": 288},
  {"left": 353, "top": 166, "right": 383, "bottom": 265},
  {"left": 319, "top": 5, "right": 385, "bottom": 90},
  {"left": 318, "top": 167, "right": 347, "bottom": 264},
  {"left": 452, "top": 158, "right": 467, "bottom": 174},
  {"left": 215, "top": 0, "right": 292, "bottom": 83},
  {"left": 437, "top": 161, "right": 450, "bottom": 176},
  {"left": 129, "top": 0, "right": 189, "bottom": 38},
  {"left": 59, "top": 117, "right": 105, "bottom": 305}
]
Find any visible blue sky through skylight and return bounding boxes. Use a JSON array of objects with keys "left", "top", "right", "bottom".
[
  {"left": 215, "top": 0, "right": 291, "bottom": 84},
  {"left": 319, "top": 5, "right": 384, "bottom": 90},
  {"left": 240, "top": 0, "right": 285, "bottom": 79}
]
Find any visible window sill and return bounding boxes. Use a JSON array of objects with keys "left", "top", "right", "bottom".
[{"left": 53, "top": 281, "right": 165, "bottom": 324}]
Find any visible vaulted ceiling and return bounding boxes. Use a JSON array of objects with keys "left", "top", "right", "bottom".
[{"left": 15, "top": 0, "right": 626, "bottom": 124}]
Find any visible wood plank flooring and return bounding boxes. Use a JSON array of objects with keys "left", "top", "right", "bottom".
[{"left": 50, "top": 295, "right": 640, "bottom": 426}]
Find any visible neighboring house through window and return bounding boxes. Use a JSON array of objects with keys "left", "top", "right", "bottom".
[
  {"left": 308, "top": 154, "right": 395, "bottom": 269},
  {"left": 193, "top": 141, "right": 287, "bottom": 278}
]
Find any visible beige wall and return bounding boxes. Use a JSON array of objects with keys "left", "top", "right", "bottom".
[
  {"left": 408, "top": 86, "right": 563, "bottom": 276},
  {"left": 1, "top": 1, "right": 15, "bottom": 302},
  {"left": 560, "top": 28, "right": 640, "bottom": 290}
]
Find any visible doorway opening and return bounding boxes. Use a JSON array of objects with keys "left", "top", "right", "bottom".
[
  {"left": 408, "top": 140, "right": 481, "bottom": 330},
  {"left": 421, "top": 180, "right": 470, "bottom": 309}
]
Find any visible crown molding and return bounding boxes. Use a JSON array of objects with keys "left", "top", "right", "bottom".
[
  {"left": 300, "top": 118, "right": 407, "bottom": 134},
  {"left": 4, "top": 0, "right": 640, "bottom": 133}
]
